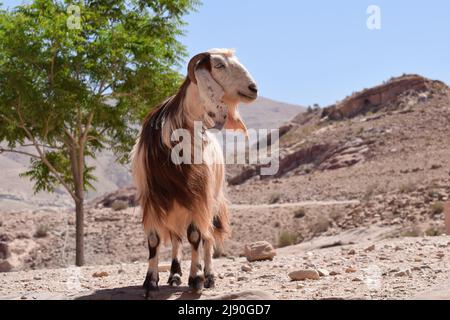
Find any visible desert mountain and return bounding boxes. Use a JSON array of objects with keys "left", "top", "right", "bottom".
[
  {"left": 238, "top": 97, "right": 305, "bottom": 130},
  {"left": 229, "top": 74, "right": 449, "bottom": 185}
]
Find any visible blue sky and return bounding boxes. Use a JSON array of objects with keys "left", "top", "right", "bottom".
[{"left": 2, "top": 1, "right": 450, "bottom": 106}]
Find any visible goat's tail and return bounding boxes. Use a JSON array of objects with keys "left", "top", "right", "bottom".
[{"left": 213, "top": 197, "right": 230, "bottom": 247}]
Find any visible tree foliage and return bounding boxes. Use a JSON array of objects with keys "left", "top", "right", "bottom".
[
  {"left": 0, "top": 0, "right": 199, "bottom": 265},
  {"left": 0, "top": 0, "right": 198, "bottom": 194}
]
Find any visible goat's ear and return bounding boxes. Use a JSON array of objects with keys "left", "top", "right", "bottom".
[
  {"left": 188, "top": 52, "right": 211, "bottom": 84},
  {"left": 224, "top": 105, "right": 248, "bottom": 134}
]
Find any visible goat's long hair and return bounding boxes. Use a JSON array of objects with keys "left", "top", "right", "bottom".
[{"left": 131, "top": 76, "right": 229, "bottom": 243}]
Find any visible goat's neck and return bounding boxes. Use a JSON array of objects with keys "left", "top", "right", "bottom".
[{"left": 182, "top": 82, "right": 210, "bottom": 128}]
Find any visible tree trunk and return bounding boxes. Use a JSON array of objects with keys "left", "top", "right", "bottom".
[
  {"left": 75, "top": 198, "right": 84, "bottom": 266},
  {"left": 69, "top": 143, "right": 85, "bottom": 267}
]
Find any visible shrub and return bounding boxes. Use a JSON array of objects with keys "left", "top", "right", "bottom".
[
  {"left": 293, "top": 208, "right": 306, "bottom": 219},
  {"left": 399, "top": 182, "right": 415, "bottom": 194},
  {"left": 310, "top": 216, "right": 331, "bottom": 234},
  {"left": 268, "top": 193, "right": 281, "bottom": 204},
  {"left": 424, "top": 226, "right": 444, "bottom": 237},
  {"left": 34, "top": 225, "right": 49, "bottom": 238},
  {"left": 363, "top": 183, "right": 378, "bottom": 201},
  {"left": 431, "top": 202, "right": 444, "bottom": 215},
  {"left": 278, "top": 231, "right": 297, "bottom": 248}
]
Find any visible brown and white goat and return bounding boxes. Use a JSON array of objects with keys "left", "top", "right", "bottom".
[{"left": 131, "top": 49, "right": 258, "bottom": 296}]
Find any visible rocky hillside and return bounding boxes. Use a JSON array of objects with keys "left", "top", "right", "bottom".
[
  {"left": 1, "top": 74, "right": 449, "bottom": 300},
  {"left": 228, "top": 74, "right": 449, "bottom": 185}
]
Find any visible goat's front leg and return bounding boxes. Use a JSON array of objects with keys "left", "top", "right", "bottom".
[
  {"left": 187, "top": 223, "right": 204, "bottom": 292},
  {"left": 203, "top": 238, "right": 215, "bottom": 288},
  {"left": 168, "top": 233, "right": 182, "bottom": 286},
  {"left": 143, "top": 230, "right": 160, "bottom": 297}
]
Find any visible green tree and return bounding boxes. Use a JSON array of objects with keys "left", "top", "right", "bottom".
[{"left": 0, "top": 0, "right": 199, "bottom": 266}]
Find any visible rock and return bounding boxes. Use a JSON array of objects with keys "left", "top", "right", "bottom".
[
  {"left": 211, "top": 290, "right": 277, "bottom": 300},
  {"left": 444, "top": 202, "right": 450, "bottom": 235},
  {"left": 92, "top": 271, "right": 109, "bottom": 278},
  {"left": 347, "top": 249, "right": 356, "bottom": 255},
  {"left": 365, "top": 244, "right": 376, "bottom": 252},
  {"left": 317, "top": 139, "right": 368, "bottom": 171},
  {"left": 158, "top": 264, "right": 171, "bottom": 272},
  {"left": 244, "top": 241, "right": 276, "bottom": 262},
  {"left": 229, "top": 144, "right": 331, "bottom": 184},
  {"left": 317, "top": 268, "right": 330, "bottom": 277},
  {"left": 321, "top": 75, "right": 432, "bottom": 120},
  {"left": 241, "top": 265, "right": 252, "bottom": 272},
  {"left": 111, "top": 200, "right": 129, "bottom": 211},
  {"left": 288, "top": 269, "right": 320, "bottom": 281},
  {"left": 345, "top": 267, "right": 357, "bottom": 273},
  {"left": 395, "top": 269, "right": 411, "bottom": 277},
  {"left": 0, "top": 242, "right": 10, "bottom": 260},
  {"left": 329, "top": 271, "right": 340, "bottom": 276},
  {"left": 0, "top": 259, "right": 13, "bottom": 272}
]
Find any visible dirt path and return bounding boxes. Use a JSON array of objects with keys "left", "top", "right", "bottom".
[{"left": 230, "top": 200, "right": 360, "bottom": 209}]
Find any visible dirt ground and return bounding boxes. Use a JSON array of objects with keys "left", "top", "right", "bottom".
[{"left": 1, "top": 233, "right": 449, "bottom": 300}]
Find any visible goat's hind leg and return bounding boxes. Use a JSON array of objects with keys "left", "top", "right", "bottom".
[
  {"left": 168, "top": 233, "right": 182, "bottom": 286},
  {"left": 143, "top": 230, "right": 160, "bottom": 297},
  {"left": 203, "top": 238, "right": 215, "bottom": 289},
  {"left": 187, "top": 223, "right": 204, "bottom": 292}
]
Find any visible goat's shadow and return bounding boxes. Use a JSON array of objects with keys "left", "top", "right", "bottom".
[{"left": 75, "top": 285, "right": 202, "bottom": 300}]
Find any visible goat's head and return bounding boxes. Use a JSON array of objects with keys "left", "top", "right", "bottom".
[{"left": 188, "top": 49, "right": 258, "bottom": 132}]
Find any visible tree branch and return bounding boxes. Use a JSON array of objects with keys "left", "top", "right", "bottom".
[
  {"left": 105, "top": 92, "right": 132, "bottom": 98},
  {"left": 81, "top": 111, "right": 94, "bottom": 145},
  {"left": 49, "top": 40, "right": 58, "bottom": 86},
  {"left": 13, "top": 98, "right": 78, "bottom": 202},
  {"left": 19, "top": 143, "right": 62, "bottom": 150},
  {"left": 0, "top": 148, "right": 40, "bottom": 159}
]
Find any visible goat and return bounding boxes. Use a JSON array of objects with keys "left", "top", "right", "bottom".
[{"left": 131, "top": 49, "right": 258, "bottom": 296}]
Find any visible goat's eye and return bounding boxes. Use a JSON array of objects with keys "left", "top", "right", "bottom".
[{"left": 215, "top": 63, "right": 225, "bottom": 69}]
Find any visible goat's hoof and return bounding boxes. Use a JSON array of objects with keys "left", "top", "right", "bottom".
[
  {"left": 188, "top": 275, "right": 204, "bottom": 293},
  {"left": 204, "top": 274, "right": 215, "bottom": 289},
  {"left": 143, "top": 272, "right": 159, "bottom": 298},
  {"left": 168, "top": 274, "right": 182, "bottom": 287}
]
